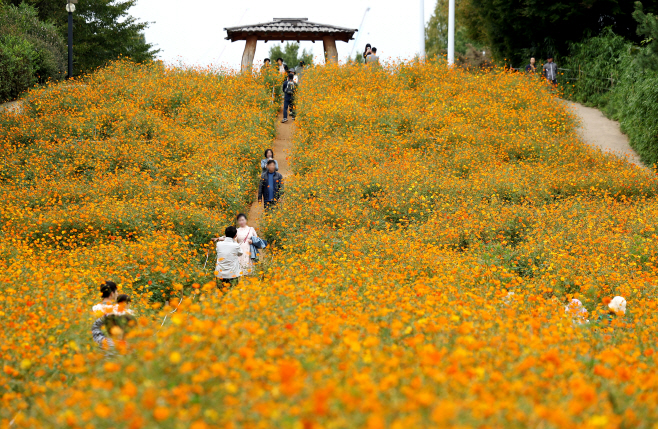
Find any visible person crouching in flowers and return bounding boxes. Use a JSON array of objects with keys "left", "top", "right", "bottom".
[
  {"left": 211, "top": 226, "right": 243, "bottom": 292},
  {"left": 92, "top": 280, "right": 118, "bottom": 316},
  {"left": 597, "top": 296, "right": 627, "bottom": 326}
]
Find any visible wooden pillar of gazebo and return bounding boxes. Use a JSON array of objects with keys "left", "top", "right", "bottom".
[
  {"left": 322, "top": 36, "right": 338, "bottom": 64},
  {"left": 241, "top": 35, "right": 258, "bottom": 72}
]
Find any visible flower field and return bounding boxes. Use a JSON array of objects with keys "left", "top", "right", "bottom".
[{"left": 2, "top": 61, "right": 658, "bottom": 428}]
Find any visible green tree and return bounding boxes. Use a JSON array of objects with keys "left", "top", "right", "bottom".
[
  {"left": 633, "top": 1, "right": 658, "bottom": 71},
  {"left": 268, "top": 42, "right": 313, "bottom": 69},
  {"left": 9, "top": 0, "right": 158, "bottom": 75},
  {"left": 461, "top": 0, "right": 658, "bottom": 66},
  {"left": 0, "top": 2, "right": 66, "bottom": 101},
  {"left": 425, "top": 0, "right": 484, "bottom": 58}
]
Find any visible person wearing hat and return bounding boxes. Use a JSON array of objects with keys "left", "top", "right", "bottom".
[
  {"left": 565, "top": 298, "right": 589, "bottom": 324},
  {"left": 543, "top": 56, "right": 558, "bottom": 85}
]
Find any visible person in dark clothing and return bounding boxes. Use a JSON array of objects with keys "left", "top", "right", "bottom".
[
  {"left": 258, "top": 160, "right": 284, "bottom": 211},
  {"left": 281, "top": 72, "right": 295, "bottom": 123},
  {"left": 525, "top": 57, "right": 536, "bottom": 73}
]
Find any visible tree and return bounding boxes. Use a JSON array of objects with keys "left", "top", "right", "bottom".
[
  {"left": 460, "top": 0, "right": 658, "bottom": 66},
  {"left": 9, "top": 0, "right": 158, "bottom": 75},
  {"left": 268, "top": 42, "right": 313, "bottom": 69},
  {"left": 0, "top": 2, "right": 66, "bottom": 101},
  {"left": 634, "top": 1, "right": 658, "bottom": 71},
  {"left": 425, "top": 0, "right": 484, "bottom": 58}
]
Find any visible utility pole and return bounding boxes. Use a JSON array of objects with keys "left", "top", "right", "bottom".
[
  {"left": 447, "top": 0, "right": 455, "bottom": 65},
  {"left": 66, "top": 0, "right": 77, "bottom": 79},
  {"left": 420, "top": 0, "right": 425, "bottom": 58}
]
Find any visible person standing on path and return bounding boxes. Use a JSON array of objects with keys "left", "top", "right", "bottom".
[
  {"left": 525, "top": 57, "right": 536, "bottom": 73},
  {"left": 282, "top": 72, "right": 295, "bottom": 123},
  {"left": 276, "top": 57, "right": 286, "bottom": 75},
  {"left": 211, "top": 226, "right": 243, "bottom": 292},
  {"left": 543, "top": 56, "right": 558, "bottom": 85},
  {"left": 258, "top": 160, "right": 284, "bottom": 211},
  {"left": 261, "top": 149, "right": 279, "bottom": 173},
  {"left": 235, "top": 214, "right": 257, "bottom": 275}
]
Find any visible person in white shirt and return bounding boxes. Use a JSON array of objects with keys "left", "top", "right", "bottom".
[
  {"left": 92, "top": 280, "right": 118, "bottom": 315},
  {"left": 211, "top": 226, "right": 243, "bottom": 292}
]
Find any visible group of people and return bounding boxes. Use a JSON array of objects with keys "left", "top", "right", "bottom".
[
  {"left": 261, "top": 57, "right": 306, "bottom": 122},
  {"left": 363, "top": 43, "right": 380, "bottom": 66},
  {"left": 210, "top": 148, "right": 284, "bottom": 291},
  {"left": 524, "top": 56, "right": 558, "bottom": 85},
  {"left": 91, "top": 281, "right": 136, "bottom": 350}
]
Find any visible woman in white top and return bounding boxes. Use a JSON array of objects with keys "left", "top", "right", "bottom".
[
  {"left": 92, "top": 280, "right": 118, "bottom": 315},
  {"left": 235, "top": 213, "right": 257, "bottom": 275}
]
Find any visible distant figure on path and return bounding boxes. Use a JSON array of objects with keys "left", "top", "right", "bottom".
[
  {"left": 258, "top": 160, "right": 284, "bottom": 211},
  {"left": 525, "top": 57, "right": 536, "bottom": 73},
  {"left": 282, "top": 72, "right": 295, "bottom": 123},
  {"left": 295, "top": 60, "right": 306, "bottom": 84},
  {"left": 363, "top": 43, "right": 372, "bottom": 61},
  {"left": 211, "top": 226, "right": 243, "bottom": 292},
  {"left": 261, "top": 148, "right": 279, "bottom": 173},
  {"left": 543, "top": 56, "right": 557, "bottom": 85},
  {"left": 366, "top": 47, "right": 380, "bottom": 66}
]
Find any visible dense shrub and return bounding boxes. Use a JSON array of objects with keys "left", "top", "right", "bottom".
[{"left": 0, "top": 3, "right": 66, "bottom": 102}]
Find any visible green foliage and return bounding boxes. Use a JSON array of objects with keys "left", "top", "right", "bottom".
[
  {"left": 461, "top": 0, "right": 658, "bottom": 66},
  {"left": 562, "top": 28, "right": 658, "bottom": 166},
  {"left": 425, "top": 0, "right": 484, "bottom": 58},
  {"left": 9, "top": 0, "right": 159, "bottom": 76},
  {"left": 0, "top": 2, "right": 66, "bottom": 102},
  {"left": 633, "top": 1, "right": 658, "bottom": 71},
  {"left": 268, "top": 42, "right": 313, "bottom": 69}
]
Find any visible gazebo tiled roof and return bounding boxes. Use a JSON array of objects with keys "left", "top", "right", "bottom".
[{"left": 225, "top": 18, "right": 357, "bottom": 43}]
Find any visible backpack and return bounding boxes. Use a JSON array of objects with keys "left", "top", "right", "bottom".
[{"left": 285, "top": 81, "right": 295, "bottom": 95}]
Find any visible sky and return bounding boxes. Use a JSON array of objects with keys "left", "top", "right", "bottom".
[{"left": 129, "top": 0, "right": 436, "bottom": 69}]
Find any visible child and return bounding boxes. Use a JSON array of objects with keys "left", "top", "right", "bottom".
[
  {"left": 115, "top": 294, "right": 134, "bottom": 315},
  {"left": 92, "top": 280, "right": 118, "bottom": 315},
  {"left": 92, "top": 314, "right": 137, "bottom": 351}
]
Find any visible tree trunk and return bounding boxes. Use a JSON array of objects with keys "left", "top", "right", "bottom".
[
  {"left": 241, "top": 35, "right": 258, "bottom": 73},
  {"left": 322, "top": 36, "right": 338, "bottom": 64}
]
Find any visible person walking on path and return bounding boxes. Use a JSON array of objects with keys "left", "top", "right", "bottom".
[
  {"left": 211, "top": 226, "right": 243, "bottom": 292},
  {"left": 261, "top": 149, "right": 279, "bottom": 173},
  {"left": 543, "top": 56, "right": 558, "bottom": 85},
  {"left": 295, "top": 60, "right": 306, "bottom": 84},
  {"left": 282, "top": 72, "right": 295, "bottom": 123},
  {"left": 258, "top": 160, "right": 284, "bottom": 211},
  {"left": 525, "top": 57, "right": 536, "bottom": 73},
  {"left": 366, "top": 47, "right": 380, "bottom": 66}
]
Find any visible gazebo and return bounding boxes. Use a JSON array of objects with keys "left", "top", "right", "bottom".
[{"left": 224, "top": 18, "right": 358, "bottom": 71}]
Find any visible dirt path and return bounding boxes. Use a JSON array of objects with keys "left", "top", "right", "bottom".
[
  {"left": 247, "top": 110, "right": 295, "bottom": 228},
  {"left": 567, "top": 101, "right": 644, "bottom": 167}
]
